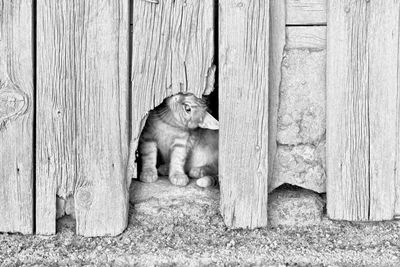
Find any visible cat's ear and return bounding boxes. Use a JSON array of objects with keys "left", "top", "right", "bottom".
[{"left": 199, "top": 112, "right": 219, "bottom": 130}]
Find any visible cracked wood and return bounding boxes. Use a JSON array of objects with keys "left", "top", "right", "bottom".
[
  {"left": 0, "top": 0, "right": 34, "bottom": 234},
  {"left": 36, "top": 0, "right": 130, "bottom": 236},
  {"left": 219, "top": 0, "right": 269, "bottom": 229},
  {"left": 128, "top": 0, "right": 215, "bottom": 182}
]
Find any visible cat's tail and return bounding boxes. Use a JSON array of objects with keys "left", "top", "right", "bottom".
[{"left": 196, "top": 175, "right": 218, "bottom": 188}]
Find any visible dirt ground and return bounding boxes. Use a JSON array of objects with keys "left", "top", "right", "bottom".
[{"left": 1, "top": 180, "right": 400, "bottom": 266}]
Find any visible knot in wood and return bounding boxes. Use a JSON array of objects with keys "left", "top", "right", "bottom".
[
  {"left": 235, "top": 2, "right": 244, "bottom": 8},
  {"left": 0, "top": 84, "right": 29, "bottom": 125},
  {"left": 76, "top": 188, "right": 93, "bottom": 210}
]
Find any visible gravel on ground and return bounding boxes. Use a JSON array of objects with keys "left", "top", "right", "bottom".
[{"left": 1, "top": 179, "right": 400, "bottom": 266}]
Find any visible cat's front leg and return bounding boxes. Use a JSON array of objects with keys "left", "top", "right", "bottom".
[
  {"left": 139, "top": 141, "right": 158, "bottom": 183},
  {"left": 169, "top": 144, "right": 189, "bottom": 186}
]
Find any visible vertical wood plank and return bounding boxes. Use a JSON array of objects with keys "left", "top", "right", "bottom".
[
  {"left": 397, "top": 85, "right": 400, "bottom": 216},
  {"left": 219, "top": 0, "right": 269, "bottom": 228},
  {"left": 36, "top": 1, "right": 76, "bottom": 234},
  {"left": 0, "top": 0, "right": 33, "bottom": 234},
  {"left": 327, "top": 0, "right": 370, "bottom": 221},
  {"left": 128, "top": 0, "right": 215, "bottom": 181},
  {"left": 37, "top": 0, "right": 129, "bottom": 236},
  {"left": 367, "top": 0, "right": 399, "bottom": 220},
  {"left": 396, "top": 10, "right": 400, "bottom": 219},
  {"left": 268, "top": 0, "right": 285, "bottom": 191},
  {"left": 327, "top": 0, "right": 399, "bottom": 221}
]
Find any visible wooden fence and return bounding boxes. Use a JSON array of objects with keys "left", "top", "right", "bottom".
[
  {"left": 1, "top": 0, "right": 217, "bottom": 236},
  {"left": 327, "top": 0, "right": 400, "bottom": 221},
  {"left": 1, "top": 0, "right": 399, "bottom": 236}
]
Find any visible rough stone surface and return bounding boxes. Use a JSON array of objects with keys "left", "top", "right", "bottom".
[
  {"left": 272, "top": 48, "right": 326, "bottom": 193},
  {"left": 130, "top": 178, "right": 220, "bottom": 223},
  {"left": 268, "top": 187, "right": 325, "bottom": 227},
  {"left": 131, "top": 178, "right": 324, "bottom": 228},
  {"left": 272, "top": 141, "right": 326, "bottom": 193},
  {"left": 277, "top": 49, "right": 326, "bottom": 146}
]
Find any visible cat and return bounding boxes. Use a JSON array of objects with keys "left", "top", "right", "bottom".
[{"left": 139, "top": 92, "right": 218, "bottom": 187}]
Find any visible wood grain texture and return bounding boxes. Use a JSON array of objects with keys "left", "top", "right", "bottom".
[
  {"left": 286, "top": 0, "right": 326, "bottom": 25},
  {"left": 367, "top": 0, "right": 399, "bottom": 220},
  {"left": 327, "top": 0, "right": 400, "bottom": 221},
  {"left": 327, "top": 0, "right": 369, "bottom": 221},
  {"left": 128, "top": 0, "right": 215, "bottom": 181},
  {"left": 286, "top": 26, "right": 326, "bottom": 50},
  {"left": 219, "top": 0, "right": 269, "bottom": 228},
  {"left": 0, "top": 0, "right": 33, "bottom": 234},
  {"left": 37, "top": 0, "right": 129, "bottom": 236},
  {"left": 397, "top": 10, "right": 400, "bottom": 218},
  {"left": 268, "top": 0, "right": 285, "bottom": 191}
]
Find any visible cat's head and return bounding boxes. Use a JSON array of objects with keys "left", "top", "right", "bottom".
[{"left": 166, "top": 93, "right": 219, "bottom": 130}]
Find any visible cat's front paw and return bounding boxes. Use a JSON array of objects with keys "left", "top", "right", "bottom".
[
  {"left": 196, "top": 176, "right": 215, "bottom": 187},
  {"left": 140, "top": 168, "right": 159, "bottom": 183},
  {"left": 188, "top": 167, "right": 206, "bottom": 179},
  {"left": 169, "top": 173, "right": 189, "bottom": 186}
]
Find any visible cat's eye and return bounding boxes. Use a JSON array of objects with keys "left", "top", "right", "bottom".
[{"left": 184, "top": 104, "right": 191, "bottom": 113}]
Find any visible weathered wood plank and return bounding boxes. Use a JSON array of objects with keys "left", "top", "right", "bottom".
[
  {"left": 367, "top": 0, "right": 399, "bottom": 221},
  {"left": 0, "top": 0, "right": 33, "bottom": 234},
  {"left": 326, "top": 0, "right": 369, "bottom": 220},
  {"left": 37, "top": 0, "right": 129, "bottom": 236},
  {"left": 327, "top": 0, "right": 370, "bottom": 221},
  {"left": 219, "top": 0, "right": 269, "bottom": 228},
  {"left": 128, "top": 0, "right": 215, "bottom": 181},
  {"left": 286, "top": 0, "right": 326, "bottom": 25},
  {"left": 327, "top": 0, "right": 399, "bottom": 221},
  {"left": 397, "top": 14, "right": 400, "bottom": 219},
  {"left": 286, "top": 26, "right": 326, "bottom": 50},
  {"left": 36, "top": 1, "right": 75, "bottom": 234},
  {"left": 268, "top": 0, "right": 285, "bottom": 191}
]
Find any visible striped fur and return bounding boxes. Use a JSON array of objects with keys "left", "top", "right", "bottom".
[{"left": 139, "top": 93, "right": 218, "bottom": 187}]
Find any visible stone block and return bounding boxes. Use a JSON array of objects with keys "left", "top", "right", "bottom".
[
  {"left": 271, "top": 141, "right": 326, "bottom": 193},
  {"left": 130, "top": 179, "right": 325, "bottom": 228},
  {"left": 277, "top": 49, "right": 326, "bottom": 146},
  {"left": 268, "top": 187, "right": 324, "bottom": 227},
  {"left": 273, "top": 48, "right": 327, "bottom": 193},
  {"left": 129, "top": 178, "right": 220, "bottom": 222}
]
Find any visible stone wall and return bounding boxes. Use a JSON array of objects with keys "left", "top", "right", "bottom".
[{"left": 271, "top": 27, "right": 327, "bottom": 194}]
